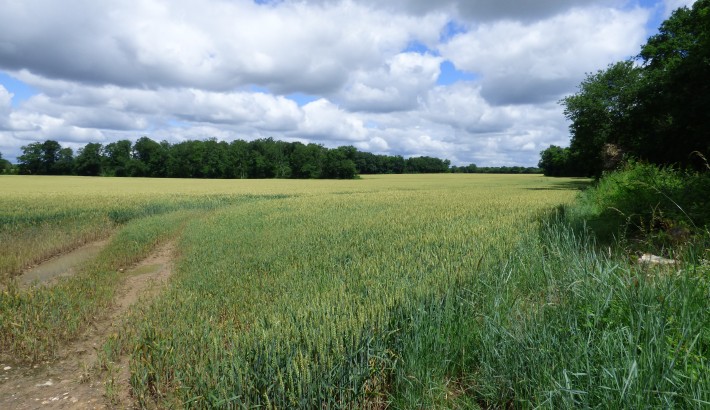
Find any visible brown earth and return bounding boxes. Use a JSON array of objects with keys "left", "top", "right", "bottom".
[{"left": 0, "top": 242, "right": 176, "bottom": 409}]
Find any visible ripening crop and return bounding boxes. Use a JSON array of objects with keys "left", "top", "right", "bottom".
[{"left": 1, "top": 174, "right": 584, "bottom": 406}]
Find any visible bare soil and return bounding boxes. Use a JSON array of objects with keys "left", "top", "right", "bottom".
[
  {"left": 0, "top": 242, "right": 176, "bottom": 409},
  {"left": 18, "top": 240, "right": 110, "bottom": 288}
]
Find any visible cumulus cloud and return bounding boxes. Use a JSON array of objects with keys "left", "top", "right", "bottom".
[
  {"left": 0, "top": 86, "right": 11, "bottom": 114},
  {"left": 303, "top": 0, "right": 624, "bottom": 21},
  {"left": 297, "top": 99, "right": 368, "bottom": 142},
  {"left": 339, "top": 52, "right": 442, "bottom": 112},
  {"left": 440, "top": 6, "right": 649, "bottom": 105},
  {"left": 0, "top": 0, "right": 444, "bottom": 93},
  {"left": 663, "top": 0, "right": 698, "bottom": 16},
  {"left": 0, "top": 85, "right": 13, "bottom": 134},
  {"left": 422, "top": 83, "right": 509, "bottom": 133},
  {"left": 0, "top": 0, "right": 673, "bottom": 166}
]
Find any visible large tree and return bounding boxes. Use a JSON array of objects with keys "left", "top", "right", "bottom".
[
  {"left": 561, "top": 61, "right": 644, "bottom": 177},
  {"left": 289, "top": 142, "right": 324, "bottom": 179},
  {"left": 17, "top": 140, "right": 69, "bottom": 175},
  {"left": 404, "top": 156, "right": 450, "bottom": 173},
  {"left": 103, "top": 139, "right": 133, "bottom": 176},
  {"left": 637, "top": 0, "right": 710, "bottom": 167},
  {"left": 75, "top": 142, "right": 104, "bottom": 176},
  {"left": 538, "top": 145, "right": 571, "bottom": 177},
  {"left": 54, "top": 147, "right": 75, "bottom": 175},
  {"left": 559, "top": 0, "right": 710, "bottom": 176},
  {"left": 132, "top": 136, "right": 168, "bottom": 177},
  {"left": 0, "top": 151, "right": 12, "bottom": 174}
]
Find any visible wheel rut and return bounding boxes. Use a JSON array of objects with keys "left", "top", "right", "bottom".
[{"left": 0, "top": 242, "right": 176, "bottom": 409}]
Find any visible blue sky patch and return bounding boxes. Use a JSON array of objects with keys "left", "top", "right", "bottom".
[
  {"left": 286, "top": 92, "right": 318, "bottom": 106},
  {"left": 247, "top": 84, "right": 271, "bottom": 94},
  {"left": 437, "top": 61, "right": 477, "bottom": 86},
  {"left": 404, "top": 41, "right": 436, "bottom": 55},
  {"left": 0, "top": 71, "right": 38, "bottom": 107},
  {"left": 167, "top": 119, "right": 191, "bottom": 128},
  {"left": 440, "top": 20, "right": 468, "bottom": 42}
]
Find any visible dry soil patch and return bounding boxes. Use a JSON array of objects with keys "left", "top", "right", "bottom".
[{"left": 0, "top": 242, "right": 176, "bottom": 409}]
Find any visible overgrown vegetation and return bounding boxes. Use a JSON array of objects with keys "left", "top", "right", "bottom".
[
  {"left": 539, "top": 0, "right": 710, "bottom": 177},
  {"left": 564, "top": 161, "right": 710, "bottom": 253},
  {"left": 1, "top": 210, "right": 193, "bottom": 362},
  {"left": 531, "top": 7, "right": 710, "bottom": 405},
  {"left": 0, "top": 189, "right": 250, "bottom": 280}
]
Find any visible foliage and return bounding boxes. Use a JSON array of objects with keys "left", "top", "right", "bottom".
[
  {"left": 539, "top": 145, "right": 573, "bottom": 176},
  {"left": 566, "top": 161, "right": 710, "bottom": 253},
  {"left": 0, "top": 152, "right": 12, "bottom": 174},
  {"left": 403, "top": 155, "right": 450, "bottom": 173},
  {"left": 561, "top": 61, "right": 644, "bottom": 177},
  {"left": 553, "top": 0, "right": 710, "bottom": 177},
  {"left": 452, "top": 164, "right": 541, "bottom": 174},
  {"left": 75, "top": 142, "right": 103, "bottom": 176},
  {"left": 12, "top": 137, "right": 460, "bottom": 180},
  {"left": 5, "top": 137, "right": 541, "bottom": 180},
  {"left": 638, "top": 0, "right": 710, "bottom": 168}
]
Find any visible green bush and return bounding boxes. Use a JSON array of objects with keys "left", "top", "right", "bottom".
[{"left": 567, "top": 161, "right": 710, "bottom": 251}]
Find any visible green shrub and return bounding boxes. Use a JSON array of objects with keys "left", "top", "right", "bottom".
[{"left": 566, "top": 161, "right": 710, "bottom": 252}]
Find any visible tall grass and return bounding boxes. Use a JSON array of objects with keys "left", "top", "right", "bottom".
[
  {"left": 0, "top": 188, "right": 278, "bottom": 362},
  {"left": 7, "top": 174, "right": 705, "bottom": 408},
  {"left": 121, "top": 178, "right": 707, "bottom": 408},
  {"left": 566, "top": 161, "right": 710, "bottom": 253},
  {"left": 390, "top": 212, "right": 709, "bottom": 408},
  {"left": 0, "top": 175, "right": 298, "bottom": 280}
]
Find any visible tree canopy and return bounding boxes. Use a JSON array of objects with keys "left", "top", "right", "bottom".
[
  {"left": 0, "top": 152, "right": 12, "bottom": 174},
  {"left": 6, "top": 137, "right": 541, "bottom": 179},
  {"left": 540, "top": 0, "right": 710, "bottom": 177}
]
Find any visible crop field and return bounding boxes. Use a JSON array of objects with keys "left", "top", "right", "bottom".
[{"left": 1, "top": 174, "right": 708, "bottom": 408}]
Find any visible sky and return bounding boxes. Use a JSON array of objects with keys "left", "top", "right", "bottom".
[{"left": 0, "top": 0, "right": 698, "bottom": 166}]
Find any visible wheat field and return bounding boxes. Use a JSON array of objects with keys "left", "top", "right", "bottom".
[{"left": 6, "top": 174, "right": 705, "bottom": 408}]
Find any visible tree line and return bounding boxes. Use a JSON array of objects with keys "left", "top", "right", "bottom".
[
  {"left": 1, "top": 137, "right": 539, "bottom": 179},
  {"left": 3, "top": 138, "right": 540, "bottom": 178},
  {"left": 539, "top": 0, "right": 709, "bottom": 177},
  {"left": 0, "top": 152, "right": 12, "bottom": 174},
  {"left": 450, "top": 164, "right": 540, "bottom": 174}
]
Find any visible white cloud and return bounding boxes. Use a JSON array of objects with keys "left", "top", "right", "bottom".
[
  {"left": 298, "top": 99, "right": 368, "bottom": 142},
  {"left": 422, "top": 83, "right": 509, "bottom": 133},
  {"left": 339, "top": 52, "right": 442, "bottom": 112},
  {"left": 0, "top": 0, "right": 676, "bottom": 166},
  {"left": 0, "top": 0, "right": 445, "bottom": 93},
  {"left": 663, "top": 0, "right": 697, "bottom": 17},
  {"left": 0, "top": 85, "right": 11, "bottom": 119},
  {"left": 303, "top": 0, "right": 624, "bottom": 21},
  {"left": 0, "top": 85, "right": 13, "bottom": 134},
  {"left": 440, "top": 6, "right": 649, "bottom": 104},
  {"left": 354, "top": 136, "right": 390, "bottom": 153},
  {"left": 0, "top": 86, "right": 11, "bottom": 108}
]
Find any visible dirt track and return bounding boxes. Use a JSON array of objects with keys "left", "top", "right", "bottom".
[{"left": 0, "top": 242, "right": 176, "bottom": 409}]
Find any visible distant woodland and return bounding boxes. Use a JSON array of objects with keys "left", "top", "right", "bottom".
[{"left": 0, "top": 138, "right": 539, "bottom": 179}]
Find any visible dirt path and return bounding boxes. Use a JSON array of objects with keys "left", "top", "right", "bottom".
[{"left": 0, "top": 242, "right": 176, "bottom": 409}]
